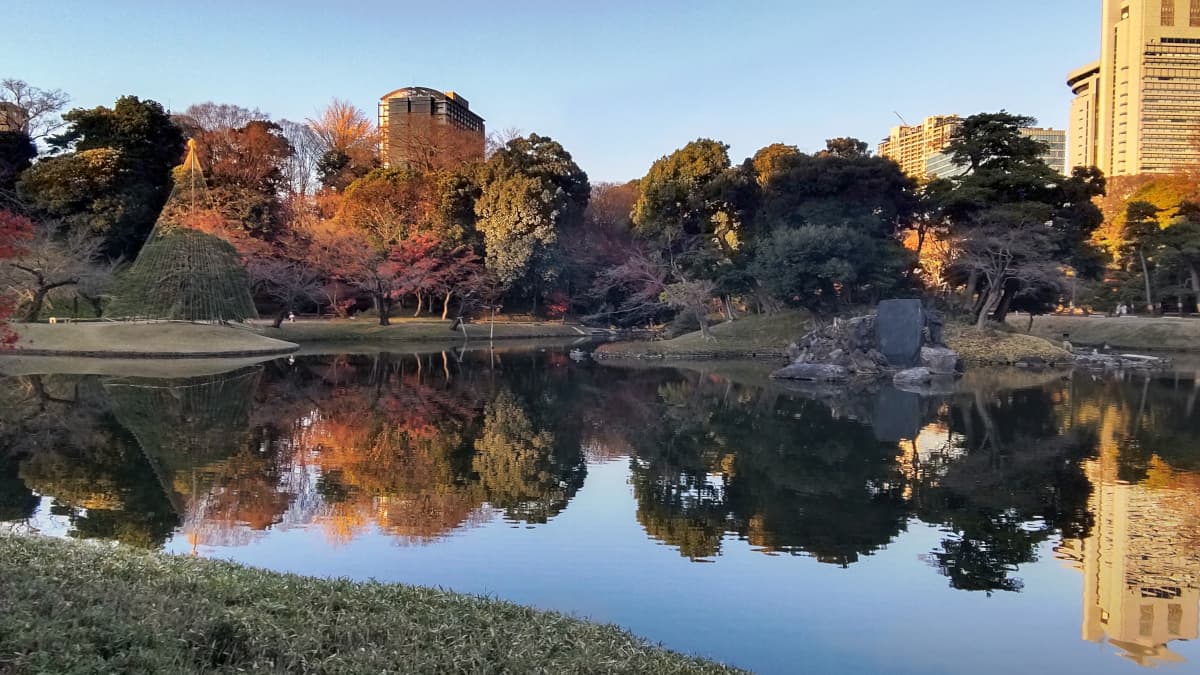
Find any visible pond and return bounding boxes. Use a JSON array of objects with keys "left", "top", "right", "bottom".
[{"left": 2, "top": 345, "right": 1199, "bottom": 674}]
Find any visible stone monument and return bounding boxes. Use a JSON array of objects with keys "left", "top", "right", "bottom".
[{"left": 875, "top": 299, "right": 924, "bottom": 368}]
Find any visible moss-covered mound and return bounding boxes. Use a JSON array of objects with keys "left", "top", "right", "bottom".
[{"left": 0, "top": 535, "right": 740, "bottom": 674}]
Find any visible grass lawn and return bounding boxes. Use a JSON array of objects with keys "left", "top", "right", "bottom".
[
  {"left": 1010, "top": 314, "right": 1200, "bottom": 352},
  {"left": 595, "top": 312, "right": 812, "bottom": 360},
  {"left": 8, "top": 322, "right": 297, "bottom": 358},
  {"left": 252, "top": 317, "right": 586, "bottom": 343},
  {"left": 0, "top": 535, "right": 741, "bottom": 674}
]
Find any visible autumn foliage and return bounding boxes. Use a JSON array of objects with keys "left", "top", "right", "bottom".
[{"left": 0, "top": 210, "right": 33, "bottom": 344}]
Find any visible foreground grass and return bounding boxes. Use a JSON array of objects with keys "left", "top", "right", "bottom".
[
  {"left": 253, "top": 318, "right": 585, "bottom": 343},
  {"left": 1011, "top": 314, "right": 1200, "bottom": 352},
  {"left": 595, "top": 312, "right": 811, "bottom": 359},
  {"left": 0, "top": 535, "right": 741, "bottom": 675}
]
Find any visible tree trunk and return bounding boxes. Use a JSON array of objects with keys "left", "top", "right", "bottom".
[
  {"left": 991, "top": 283, "right": 1016, "bottom": 324},
  {"left": 413, "top": 293, "right": 423, "bottom": 317},
  {"left": 976, "top": 284, "right": 1003, "bottom": 329},
  {"left": 1140, "top": 248, "right": 1155, "bottom": 314},
  {"left": 25, "top": 288, "right": 49, "bottom": 322},
  {"left": 375, "top": 293, "right": 390, "bottom": 326},
  {"left": 273, "top": 310, "right": 286, "bottom": 329},
  {"left": 1191, "top": 266, "right": 1200, "bottom": 313},
  {"left": 442, "top": 290, "right": 452, "bottom": 321},
  {"left": 963, "top": 269, "right": 979, "bottom": 309},
  {"left": 698, "top": 309, "right": 713, "bottom": 340}
]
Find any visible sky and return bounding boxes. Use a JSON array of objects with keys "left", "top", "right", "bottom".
[{"left": 6, "top": 0, "right": 1101, "bottom": 182}]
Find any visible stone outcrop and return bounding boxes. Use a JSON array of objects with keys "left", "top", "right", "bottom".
[
  {"left": 920, "top": 346, "right": 962, "bottom": 375},
  {"left": 772, "top": 304, "right": 962, "bottom": 387},
  {"left": 1072, "top": 351, "right": 1171, "bottom": 371}
]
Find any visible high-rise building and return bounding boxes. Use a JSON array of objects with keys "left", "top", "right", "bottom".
[
  {"left": 877, "top": 115, "right": 961, "bottom": 180},
  {"left": 880, "top": 115, "right": 1069, "bottom": 180},
  {"left": 1067, "top": 0, "right": 1200, "bottom": 176},
  {"left": 378, "top": 87, "right": 485, "bottom": 170}
]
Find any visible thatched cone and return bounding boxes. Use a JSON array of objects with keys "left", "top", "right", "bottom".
[{"left": 108, "top": 139, "right": 257, "bottom": 322}]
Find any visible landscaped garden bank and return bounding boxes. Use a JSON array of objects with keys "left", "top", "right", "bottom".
[{"left": 0, "top": 535, "right": 740, "bottom": 674}]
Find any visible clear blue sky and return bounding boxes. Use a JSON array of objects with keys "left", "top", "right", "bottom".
[{"left": 6, "top": 0, "right": 1100, "bottom": 182}]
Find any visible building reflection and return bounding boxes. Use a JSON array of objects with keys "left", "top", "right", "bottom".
[{"left": 1058, "top": 377, "right": 1200, "bottom": 667}]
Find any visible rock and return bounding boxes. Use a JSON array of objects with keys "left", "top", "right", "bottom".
[
  {"left": 893, "top": 367, "right": 933, "bottom": 387},
  {"left": 876, "top": 299, "right": 925, "bottom": 368},
  {"left": 850, "top": 350, "right": 883, "bottom": 375},
  {"left": 771, "top": 363, "right": 850, "bottom": 382},
  {"left": 920, "top": 346, "right": 961, "bottom": 375}
]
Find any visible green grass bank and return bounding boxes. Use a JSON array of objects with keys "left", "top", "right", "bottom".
[
  {"left": 594, "top": 312, "right": 812, "bottom": 360},
  {"left": 251, "top": 317, "right": 588, "bottom": 343},
  {"left": 0, "top": 535, "right": 740, "bottom": 675},
  {"left": 1011, "top": 314, "right": 1200, "bottom": 352}
]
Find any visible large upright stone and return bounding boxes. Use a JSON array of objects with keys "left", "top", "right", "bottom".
[{"left": 875, "top": 299, "right": 924, "bottom": 368}]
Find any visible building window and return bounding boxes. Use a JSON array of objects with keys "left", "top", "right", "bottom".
[
  {"left": 1163, "top": 0, "right": 1176, "bottom": 26},
  {"left": 1192, "top": 0, "right": 1200, "bottom": 26}
]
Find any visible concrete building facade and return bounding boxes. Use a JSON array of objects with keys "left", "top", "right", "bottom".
[
  {"left": 1068, "top": 0, "right": 1200, "bottom": 175},
  {"left": 378, "top": 87, "right": 485, "bottom": 169}
]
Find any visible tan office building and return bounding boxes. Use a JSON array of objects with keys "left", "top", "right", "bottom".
[
  {"left": 1067, "top": 0, "right": 1200, "bottom": 175},
  {"left": 379, "top": 87, "right": 485, "bottom": 170}
]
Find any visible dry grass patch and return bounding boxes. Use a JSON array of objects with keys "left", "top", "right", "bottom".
[{"left": 946, "top": 324, "right": 1071, "bottom": 365}]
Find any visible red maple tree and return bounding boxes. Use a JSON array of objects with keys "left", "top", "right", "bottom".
[{"left": 0, "top": 210, "right": 34, "bottom": 345}]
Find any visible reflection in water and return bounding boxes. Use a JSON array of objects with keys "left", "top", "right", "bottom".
[{"left": 1, "top": 352, "right": 1199, "bottom": 668}]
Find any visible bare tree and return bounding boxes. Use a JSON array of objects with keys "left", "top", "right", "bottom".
[
  {"left": 951, "top": 216, "right": 1063, "bottom": 329},
  {"left": 1, "top": 223, "right": 110, "bottom": 321},
  {"left": 248, "top": 257, "right": 324, "bottom": 328},
  {"left": 0, "top": 78, "right": 69, "bottom": 140},
  {"left": 278, "top": 119, "right": 322, "bottom": 198},
  {"left": 485, "top": 126, "right": 524, "bottom": 158},
  {"left": 307, "top": 99, "right": 378, "bottom": 163},
  {"left": 176, "top": 102, "right": 267, "bottom": 133}
]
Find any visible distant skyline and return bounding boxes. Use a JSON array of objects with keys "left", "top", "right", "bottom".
[{"left": 6, "top": 0, "right": 1100, "bottom": 182}]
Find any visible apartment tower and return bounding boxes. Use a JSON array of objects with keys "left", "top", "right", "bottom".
[
  {"left": 1068, "top": 0, "right": 1200, "bottom": 175},
  {"left": 378, "top": 87, "right": 485, "bottom": 169},
  {"left": 879, "top": 115, "right": 1068, "bottom": 180}
]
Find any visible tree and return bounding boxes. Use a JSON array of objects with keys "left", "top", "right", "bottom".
[
  {"left": 1122, "top": 201, "right": 1161, "bottom": 313},
  {"left": 0, "top": 217, "right": 109, "bottom": 321},
  {"left": 249, "top": 254, "right": 323, "bottom": 328},
  {"left": 307, "top": 99, "right": 378, "bottom": 191},
  {"left": 818, "top": 137, "right": 870, "bottom": 158},
  {"left": 0, "top": 210, "right": 33, "bottom": 342},
  {"left": 474, "top": 173, "right": 561, "bottom": 292},
  {"left": 477, "top": 133, "right": 590, "bottom": 312},
  {"left": 932, "top": 112, "right": 1105, "bottom": 323},
  {"left": 751, "top": 143, "right": 801, "bottom": 187},
  {"left": 750, "top": 224, "right": 909, "bottom": 313},
  {"left": 0, "top": 130, "right": 36, "bottom": 205},
  {"left": 182, "top": 112, "right": 294, "bottom": 239},
  {"left": 756, "top": 145, "right": 917, "bottom": 239},
  {"left": 336, "top": 167, "right": 453, "bottom": 249},
  {"left": 26, "top": 96, "right": 185, "bottom": 258},
  {"left": 950, "top": 207, "right": 1063, "bottom": 329},
  {"left": 633, "top": 139, "right": 756, "bottom": 257},
  {"left": 0, "top": 78, "right": 69, "bottom": 140}
]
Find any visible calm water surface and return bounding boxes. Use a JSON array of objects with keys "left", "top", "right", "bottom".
[{"left": 2, "top": 346, "right": 1199, "bottom": 674}]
